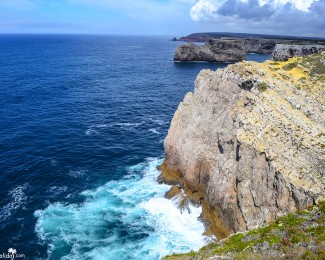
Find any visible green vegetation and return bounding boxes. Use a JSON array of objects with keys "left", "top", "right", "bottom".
[
  {"left": 301, "top": 52, "right": 325, "bottom": 80},
  {"left": 257, "top": 82, "right": 268, "bottom": 92},
  {"left": 282, "top": 62, "right": 298, "bottom": 71},
  {"left": 164, "top": 202, "right": 325, "bottom": 260}
]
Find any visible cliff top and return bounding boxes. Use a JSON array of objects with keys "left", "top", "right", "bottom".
[{"left": 230, "top": 52, "right": 325, "bottom": 197}]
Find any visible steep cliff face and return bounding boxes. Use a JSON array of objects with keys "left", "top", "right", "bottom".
[
  {"left": 272, "top": 44, "right": 325, "bottom": 61},
  {"left": 174, "top": 39, "right": 246, "bottom": 62},
  {"left": 162, "top": 52, "right": 325, "bottom": 237}
]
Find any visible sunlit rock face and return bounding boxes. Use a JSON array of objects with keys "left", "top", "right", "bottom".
[
  {"left": 174, "top": 39, "right": 246, "bottom": 62},
  {"left": 163, "top": 52, "right": 325, "bottom": 236},
  {"left": 272, "top": 44, "right": 325, "bottom": 61}
]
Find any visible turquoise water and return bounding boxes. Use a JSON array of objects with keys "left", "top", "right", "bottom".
[{"left": 35, "top": 158, "right": 206, "bottom": 259}]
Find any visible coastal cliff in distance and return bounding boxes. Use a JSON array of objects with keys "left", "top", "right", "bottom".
[
  {"left": 177, "top": 32, "right": 325, "bottom": 44},
  {"left": 173, "top": 32, "right": 325, "bottom": 62},
  {"left": 160, "top": 52, "right": 325, "bottom": 238},
  {"left": 174, "top": 39, "right": 246, "bottom": 62},
  {"left": 272, "top": 44, "right": 325, "bottom": 61}
]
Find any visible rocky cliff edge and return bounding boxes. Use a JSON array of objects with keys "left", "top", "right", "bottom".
[
  {"left": 174, "top": 39, "right": 246, "bottom": 62},
  {"left": 160, "top": 52, "right": 325, "bottom": 238}
]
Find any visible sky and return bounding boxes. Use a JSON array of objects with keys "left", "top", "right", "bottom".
[{"left": 0, "top": 0, "right": 324, "bottom": 37}]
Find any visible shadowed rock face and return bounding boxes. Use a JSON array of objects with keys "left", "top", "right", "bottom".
[
  {"left": 242, "top": 38, "right": 276, "bottom": 53},
  {"left": 174, "top": 39, "right": 246, "bottom": 62},
  {"left": 272, "top": 44, "right": 325, "bottom": 61},
  {"left": 162, "top": 52, "right": 325, "bottom": 236}
]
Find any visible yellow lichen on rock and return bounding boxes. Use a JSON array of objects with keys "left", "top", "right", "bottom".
[{"left": 162, "top": 52, "right": 325, "bottom": 237}]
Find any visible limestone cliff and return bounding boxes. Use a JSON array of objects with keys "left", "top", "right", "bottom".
[
  {"left": 161, "top": 52, "right": 325, "bottom": 238},
  {"left": 174, "top": 39, "right": 246, "bottom": 62},
  {"left": 272, "top": 44, "right": 325, "bottom": 61}
]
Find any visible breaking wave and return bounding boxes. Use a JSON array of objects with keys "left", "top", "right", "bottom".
[{"left": 34, "top": 158, "right": 206, "bottom": 260}]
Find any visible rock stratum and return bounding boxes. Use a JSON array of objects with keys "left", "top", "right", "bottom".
[
  {"left": 160, "top": 52, "right": 325, "bottom": 239},
  {"left": 174, "top": 39, "right": 246, "bottom": 62},
  {"left": 272, "top": 44, "right": 325, "bottom": 61}
]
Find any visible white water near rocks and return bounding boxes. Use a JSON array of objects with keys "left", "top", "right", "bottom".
[{"left": 34, "top": 158, "right": 206, "bottom": 260}]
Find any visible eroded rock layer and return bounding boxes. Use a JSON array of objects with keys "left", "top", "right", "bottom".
[
  {"left": 162, "top": 52, "right": 325, "bottom": 237},
  {"left": 272, "top": 44, "right": 325, "bottom": 61},
  {"left": 174, "top": 39, "right": 246, "bottom": 62}
]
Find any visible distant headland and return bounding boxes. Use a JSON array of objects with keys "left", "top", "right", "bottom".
[
  {"left": 173, "top": 32, "right": 325, "bottom": 43},
  {"left": 172, "top": 32, "right": 325, "bottom": 62}
]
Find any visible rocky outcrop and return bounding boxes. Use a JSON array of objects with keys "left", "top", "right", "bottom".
[
  {"left": 272, "top": 44, "right": 325, "bottom": 61},
  {"left": 241, "top": 38, "right": 276, "bottom": 54},
  {"left": 161, "top": 52, "right": 325, "bottom": 238},
  {"left": 177, "top": 32, "right": 325, "bottom": 55},
  {"left": 174, "top": 39, "right": 246, "bottom": 62}
]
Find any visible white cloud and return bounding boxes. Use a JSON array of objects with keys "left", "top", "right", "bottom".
[
  {"left": 190, "top": 0, "right": 319, "bottom": 22},
  {"left": 189, "top": 0, "right": 324, "bottom": 37},
  {"left": 261, "top": 0, "right": 318, "bottom": 12},
  {"left": 190, "top": 0, "right": 219, "bottom": 21}
]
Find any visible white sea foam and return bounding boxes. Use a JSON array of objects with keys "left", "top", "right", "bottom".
[
  {"left": 50, "top": 159, "right": 58, "bottom": 167},
  {"left": 68, "top": 169, "right": 88, "bottom": 178},
  {"left": 149, "top": 128, "right": 160, "bottom": 134},
  {"left": 34, "top": 158, "right": 207, "bottom": 260},
  {"left": 85, "top": 128, "right": 99, "bottom": 135},
  {"left": 86, "top": 121, "right": 144, "bottom": 135},
  {"left": 49, "top": 186, "right": 68, "bottom": 195},
  {"left": 148, "top": 118, "right": 168, "bottom": 126},
  {"left": 0, "top": 184, "right": 29, "bottom": 222}
]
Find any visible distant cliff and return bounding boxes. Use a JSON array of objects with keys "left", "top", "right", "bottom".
[
  {"left": 177, "top": 32, "right": 325, "bottom": 45},
  {"left": 272, "top": 44, "right": 325, "bottom": 61},
  {"left": 174, "top": 39, "right": 246, "bottom": 62},
  {"left": 174, "top": 32, "right": 325, "bottom": 57},
  {"left": 160, "top": 52, "right": 325, "bottom": 238}
]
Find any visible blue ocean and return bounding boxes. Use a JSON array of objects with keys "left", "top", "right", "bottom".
[{"left": 0, "top": 35, "right": 269, "bottom": 259}]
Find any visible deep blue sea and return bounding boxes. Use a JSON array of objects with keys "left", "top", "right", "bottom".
[{"left": 0, "top": 35, "right": 270, "bottom": 259}]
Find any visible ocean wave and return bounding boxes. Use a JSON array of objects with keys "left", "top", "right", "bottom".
[
  {"left": 149, "top": 128, "right": 160, "bottom": 134},
  {"left": 148, "top": 118, "right": 168, "bottom": 126},
  {"left": 0, "top": 184, "right": 29, "bottom": 222},
  {"left": 50, "top": 159, "right": 58, "bottom": 167},
  {"left": 34, "top": 158, "right": 206, "bottom": 260},
  {"left": 68, "top": 169, "right": 88, "bottom": 178},
  {"left": 85, "top": 121, "right": 144, "bottom": 135},
  {"left": 85, "top": 129, "right": 99, "bottom": 136},
  {"left": 49, "top": 186, "right": 68, "bottom": 195}
]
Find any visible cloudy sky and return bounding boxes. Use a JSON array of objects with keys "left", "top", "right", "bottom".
[{"left": 0, "top": 0, "right": 324, "bottom": 37}]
